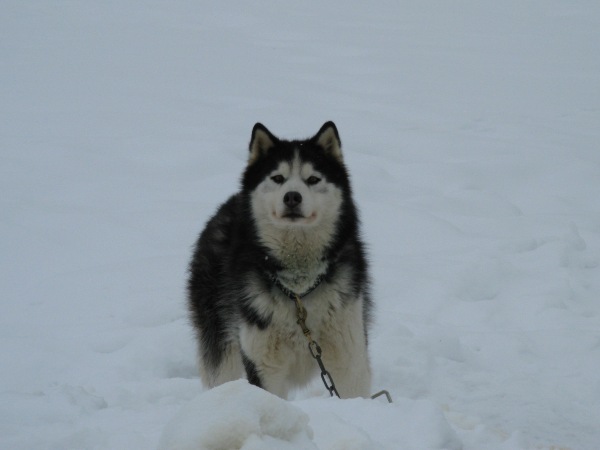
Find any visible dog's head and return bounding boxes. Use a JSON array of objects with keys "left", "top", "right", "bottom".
[{"left": 243, "top": 122, "right": 349, "bottom": 231}]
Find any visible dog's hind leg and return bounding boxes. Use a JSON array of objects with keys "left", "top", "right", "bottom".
[{"left": 198, "top": 340, "right": 244, "bottom": 388}]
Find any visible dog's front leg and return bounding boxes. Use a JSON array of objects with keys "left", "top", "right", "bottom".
[
  {"left": 239, "top": 324, "right": 291, "bottom": 399},
  {"left": 323, "top": 333, "right": 372, "bottom": 399},
  {"left": 319, "top": 299, "right": 372, "bottom": 399}
]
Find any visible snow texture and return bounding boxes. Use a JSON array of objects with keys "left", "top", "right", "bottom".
[{"left": 2, "top": 1, "right": 600, "bottom": 449}]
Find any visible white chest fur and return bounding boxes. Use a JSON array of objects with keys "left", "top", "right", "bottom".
[{"left": 239, "top": 277, "right": 370, "bottom": 399}]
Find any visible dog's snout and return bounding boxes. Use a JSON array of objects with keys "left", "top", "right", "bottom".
[{"left": 283, "top": 191, "right": 302, "bottom": 208}]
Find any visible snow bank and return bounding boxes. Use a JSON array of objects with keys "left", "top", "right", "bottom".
[
  {"left": 158, "top": 380, "right": 315, "bottom": 450},
  {"left": 159, "top": 380, "right": 462, "bottom": 450}
]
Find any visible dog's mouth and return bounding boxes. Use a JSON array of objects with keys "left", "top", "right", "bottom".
[
  {"left": 282, "top": 211, "right": 305, "bottom": 220},
  {"left": 274, "top": 210, "right": 317, "bottom": 224}
]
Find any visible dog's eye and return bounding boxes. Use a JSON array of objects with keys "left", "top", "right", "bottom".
[
  {"left": 306, "top": 176, "right": 321, "bottom": 186},
  {"left": 271, "top": 175, "right": 285, "bottom": 184}
]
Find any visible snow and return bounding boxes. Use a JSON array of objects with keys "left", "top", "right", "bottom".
[{"left": 1, "top": 1, "right": 599, "bottom": 449}]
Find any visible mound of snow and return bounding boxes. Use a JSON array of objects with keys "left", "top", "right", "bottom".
[
  {"left": 159, "top": 380, "right": 462, "bottom": 450},
  {"left": 157, "top": 380, "right": 316, "bottom": 450}
]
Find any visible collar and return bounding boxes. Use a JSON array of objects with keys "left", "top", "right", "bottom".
[{"left": 270, "top": 273, "right": 325, "bottom": 300}]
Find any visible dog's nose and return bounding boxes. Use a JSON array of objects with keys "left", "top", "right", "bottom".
[{"left": 283, "top": 191, "right": 302, "bottom": 208}]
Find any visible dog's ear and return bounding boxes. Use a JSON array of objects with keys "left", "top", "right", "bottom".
[
  {"left": 249, "top": 123, "right": 277, "bottom": 164},
  {"left": 314, "top": 121, "right": 343, "bottom": 162}
]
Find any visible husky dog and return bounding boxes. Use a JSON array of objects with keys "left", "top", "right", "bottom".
[{"left": 188, "top": 122, "right": 372, "bottom": 399}]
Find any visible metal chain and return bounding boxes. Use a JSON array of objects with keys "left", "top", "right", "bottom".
[{"left": 294, "top": 294, "right": 340, "bottom": 398}]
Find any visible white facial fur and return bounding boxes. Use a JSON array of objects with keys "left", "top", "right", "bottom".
[{"left": 250, "top": 151, "right": 343, "bottom": 276}]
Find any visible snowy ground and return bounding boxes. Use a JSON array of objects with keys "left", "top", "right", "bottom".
[{"left": 2, "top": 1, "right": 600, "bottom": 449}]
